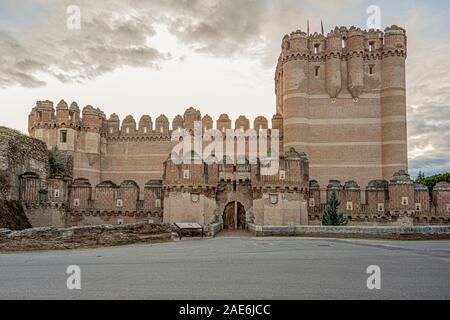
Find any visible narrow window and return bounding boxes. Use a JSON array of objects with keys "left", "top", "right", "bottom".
[
  {"left": 402, "top": 197, "right": 409, "bottom": 206},
  {"left": 183, "top": 170, "right": 190, "bottom": 180},
  {"left": 314, "top": 66, "right": 320, "bottom": 78},
  {"left": 279, "top": 170, "right": 286, "bottom": 180},
  {"left": 144, "top": 127, "right": 148, "bottom": 134},
  {"left": 346, "top": 201, "right": 353, "bottom": 211},
  {"left": 60, "top": 130, "right": 67, "bottom": 143},
  {"left": 369, "top": 41, "right": 375, "bottom": 52},
  {"left": 73, "top": 199, "right": 80, "bottom": 207},
  {"left": 309, "top": 198, "right": 315, "bottom": 207},
  {"left": 378, "top": 203, "right": 384, "bottom": 212},
  {"left": 155, "top": 199, "right": 161, "bottom": 208},
  {"left": 415, "top": 203, "right": 421, "bottom": 212},
  {"left": 117, "top": 199, "right": 123, "bottom": 207},
  {"left": 369, "top": 65, "right": 375, "bottom": 76},
  {"left": 117, "top": 219, "right": 124, "bottom": 225},
  {"left": 126, "top": 127, "right": 130, "bottom": 134},
  {"left": 109, "top": 127, "right": 114, "bottom": 134},
  {"left": 342, "top": 39, "right": 346, "bottom": 48},
  {"left": 314, "top": 44, "right": 320, "bottom": 54},
  {"left": 54, "top": 189, "right": 60, "bottom": 198},
  {"left": 160, "top": 126, "right": 164, "bottom": 133}
]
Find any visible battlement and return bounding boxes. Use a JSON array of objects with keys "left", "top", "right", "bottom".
[
  {"left": 280, "top": 25, "right": 406, "bottom": 59},
  {"left": 28, "top": 101, "right": 283, "bottom": 138},
  {"left": 276, "top": 24, "right": 409, "bottom": 187}
]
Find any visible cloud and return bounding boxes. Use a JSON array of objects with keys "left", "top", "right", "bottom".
[
  {"left": 407, "top": 103, "right": 450, "bottom": 176},
  {"left": 395, "top": 4, "right": 450, "bottom": 176},
  {"left": 165, "top": 0, "right": 267, "bottom": 56},
  {"left": 0, "top": 0, "right": 167, "bottom": 88},
  {"left": 0, "top": 0, "right": 360, "bottom": 88},
  {"left": 0, "top": 0, "right": 448, "bottom": 176}
]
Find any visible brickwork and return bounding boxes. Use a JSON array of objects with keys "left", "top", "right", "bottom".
[
  {"left": 13, "top": 24, "right": 449, "bottom": 229},
  {"left": 276, "top": 25, "right": 408, "bottom": 187}
]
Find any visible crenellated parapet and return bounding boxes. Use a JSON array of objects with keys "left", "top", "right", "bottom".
[
  {"left": 306, "top": 171, "right": 450, "bottom": 225},
  {"left": 276, "top": 25, "right": 407, "bottom": 101},
  {"left": 278, "top": 25, "right": 406, "bottom": 63},
  {"left": 29, "top": 100, "right": 105, "bottom": 134},
  {"left": 277, "top": 24, "right": 408, "bottom": 186},
  {"left": 29, "top": 103, "right": 284, "bottom": 144},
  {"left": 251, "top": 148, "right": 309, "bottom": 192}
]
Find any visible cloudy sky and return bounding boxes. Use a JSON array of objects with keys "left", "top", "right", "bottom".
[{"left": 0, "top": 0, "right": 449, "bottom": 178}]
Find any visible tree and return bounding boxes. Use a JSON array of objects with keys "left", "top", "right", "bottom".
[
  {"left": 322, "top": 190, "right": 348, "bottom": 226},
  {"left": 417, "top": 173, "right": 450, "bottom": 191}
]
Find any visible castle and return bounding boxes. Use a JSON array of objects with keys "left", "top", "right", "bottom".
[{"left": 3, "top": 25, "right": 449, "bottom": 230}]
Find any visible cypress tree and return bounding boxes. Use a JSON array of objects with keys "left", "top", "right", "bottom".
[{"left": 322, "top": 190, "right": 348, "bottom": 226}]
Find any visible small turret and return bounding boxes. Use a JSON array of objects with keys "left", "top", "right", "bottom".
[
  {"left": 346, "top": 27, "right": 365, "bottom": 99},
  {"left": 183, "top": 107, "right": 201, "bottom": 131},
  {"left": 388, "top": 170, "right": 414, "bottom": 214},
  {"left": 343, "top": 181, "right": 361, "bottom": 213},
  {"left": 310, "top": 33, "right": 326, "bottom": 55},
  {"left": 325, "top": 28, "right": 343, "bottom": 99},
  {"left": 56, "top": 100, "right": 69, "bottom": 124},
  {"left": 432, "top": 182, "right": 450, "bottom": 217},
  {"left": 383, "top": 25, "right": 407, "bottom": 54},
  {"left": 35, "top": 100, "right": 54, "bottom": 125},
  {"left": 82, "top": 105, "right": 102, "bottom": 131},
  {"left": 69, "top": 102, "right": 80, "bottom": 125},
  {"left": 365, "top": 29, "right": 383, "bottom": 53},
  {"left": 284, "top": 30, "right": 309, "bottom": 55},
  {"left": 271, "top": 114, "right": 283, "bottom": 145},
  {"left": 107, "top": 113, "right": 120, "bottom": 136}
]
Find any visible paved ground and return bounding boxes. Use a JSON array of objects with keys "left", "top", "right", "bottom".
[{"left": 1, "top": 236, "right": 449, "bottom": 300}]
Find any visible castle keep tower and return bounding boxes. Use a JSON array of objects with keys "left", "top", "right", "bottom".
[{"left": 276, "top": 25, "right": 408, "bottom": 188}]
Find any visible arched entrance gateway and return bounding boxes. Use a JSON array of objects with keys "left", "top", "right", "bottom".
[{"left": 223, "top": 202, "right": 246, "bottom": 230}]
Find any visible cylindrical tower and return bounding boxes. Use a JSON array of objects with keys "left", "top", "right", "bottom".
[
  {"left": 346, "top": 27, "right": 365, "bottom": 99},
  {"left": 79, "top": 106, "right": 102, "bottom": 187},
  {"left": 82, "top": 105, "right": 102, "bottom": 131},
  {"left": 29, "top": 100, "right": 54, "bottom": 147},
  {"left": 56, "top": 99, "right": 76, "bottom": 151},
  {"left": 107, "top": 113, "right": 120, "bottom": 137},
  {"left": 281, "top": 30, "right": 310, "bottom": 155},
  {"left": 56, "top": 100, "right": 69, "bottom": 125},
  {"left": 325, "top": 28, "right": 343, "bottom": 99},
  {"left": 381, "top": 25, "right": 408, "bottom": 179},
  {"left": 69, "top": 102, "right": 80, "bottom": 126}
]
